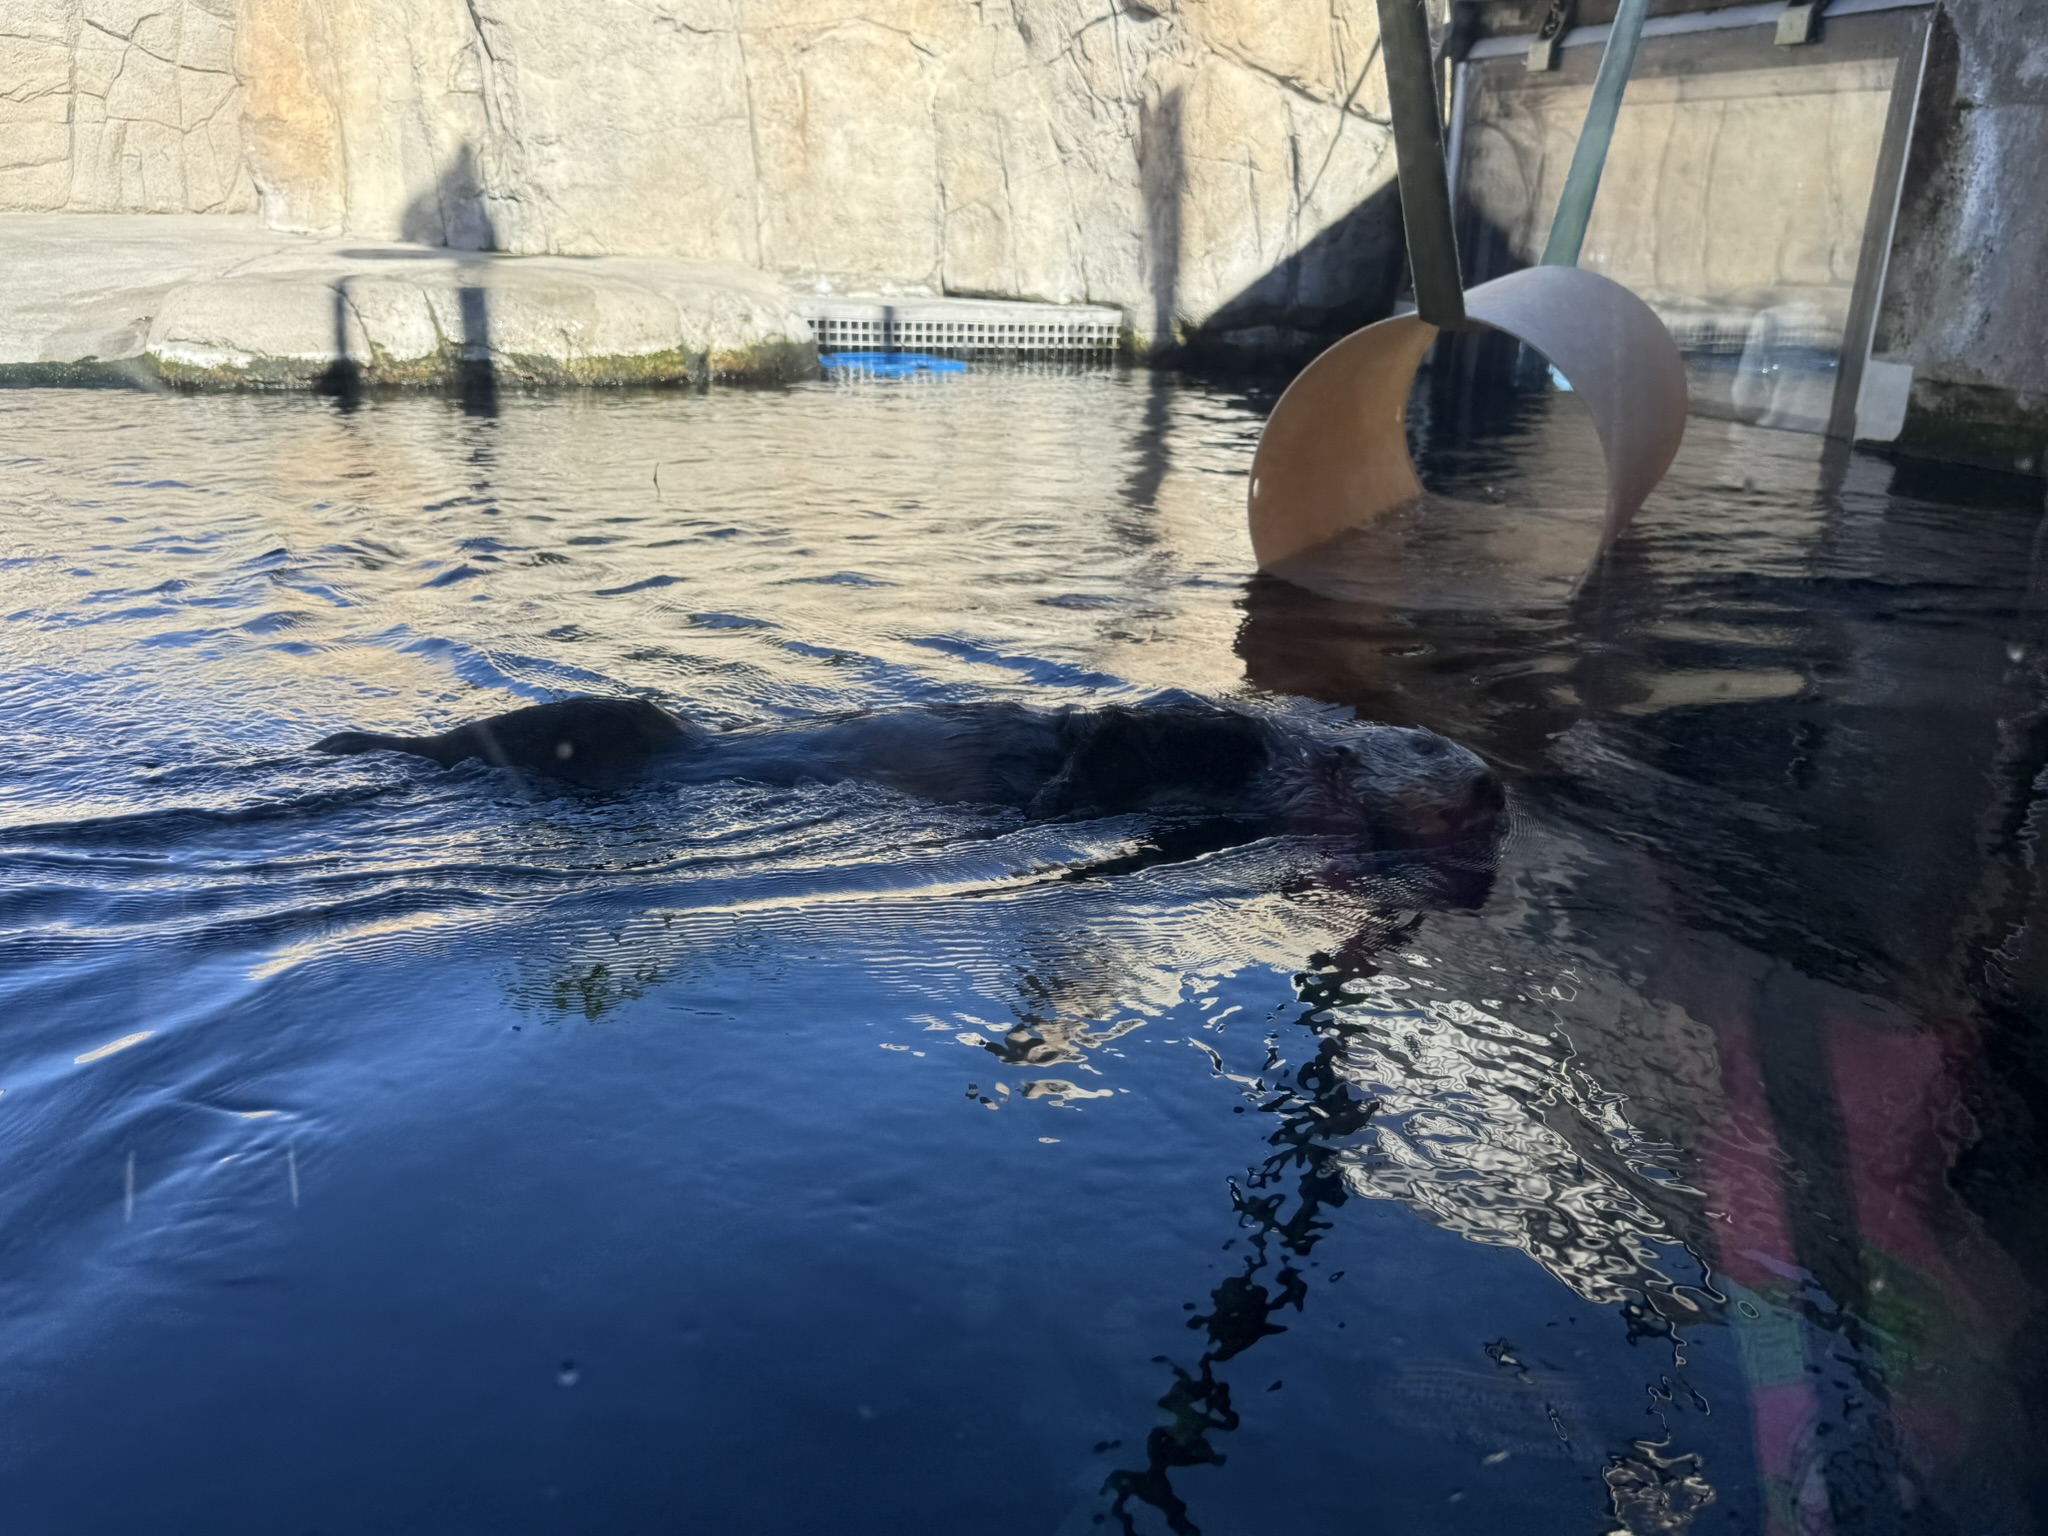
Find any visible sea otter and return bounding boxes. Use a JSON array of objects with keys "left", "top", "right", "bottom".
[{"left": 314, "top": 693, "right": 1503, "bottom": 849}]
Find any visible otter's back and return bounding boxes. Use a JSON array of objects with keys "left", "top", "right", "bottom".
[{"left": 1035, "top": 703, "right": 1269, "bottom": 817}]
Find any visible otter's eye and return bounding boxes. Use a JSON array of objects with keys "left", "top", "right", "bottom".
[{"left": 1411, "top": 733, "right": 1445, "bottom": 756}]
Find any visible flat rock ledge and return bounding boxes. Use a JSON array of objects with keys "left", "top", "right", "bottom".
[{"left": 0, "top": 215, "right": 816, "bottom": 390}]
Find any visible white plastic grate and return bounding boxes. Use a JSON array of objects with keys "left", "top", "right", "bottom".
[{"left": 800, "top": 297, "right": 1124, "bottom": 359}]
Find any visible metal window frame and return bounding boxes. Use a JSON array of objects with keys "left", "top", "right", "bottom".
[
  {"left": 1463, "top": 0, "right": 1929, "bottom": 61},
  {"left": 1450, "top": 1, "right": 1934, "bottom": 439}
]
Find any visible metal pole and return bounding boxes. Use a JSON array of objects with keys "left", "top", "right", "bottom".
[
  {"left": 1540, "top": 0, "right": 1650, "bottom": 267},
  {"left": 1825, "top": 11, "right": 1930, "bottom": 440},
  {"left": 1374, "top": 0, "right": 1466, "bottom": 328}
]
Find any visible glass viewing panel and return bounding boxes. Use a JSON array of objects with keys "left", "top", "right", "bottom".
[{"left": 1454, "top": 10, "right": 1923, "bottom": 433}]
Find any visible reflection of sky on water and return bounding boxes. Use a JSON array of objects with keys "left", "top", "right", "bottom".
[
  {"left": 1, "top": 377, "right": 2042, "bottom": 1535},
  {"left": 1320, "top": 970, "right": 1690, "bottom": 1306}
]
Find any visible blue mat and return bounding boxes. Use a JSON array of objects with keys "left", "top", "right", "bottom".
[{"left": 820, "top": 351, "right": 969, "bottom": 378}]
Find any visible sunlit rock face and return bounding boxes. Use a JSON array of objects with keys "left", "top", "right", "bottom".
[
  {"left": 0, "top": 0, "right": 256, "bottom": 214},
  {"left": 229, "top": 0, "right": 1403, "bottom": 351}
]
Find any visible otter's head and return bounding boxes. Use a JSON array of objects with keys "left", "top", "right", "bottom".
[{"left": 1273, "top": 722, "right": 1505, "bottom": 849}]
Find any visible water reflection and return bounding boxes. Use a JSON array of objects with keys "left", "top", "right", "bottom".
[
  {"left": 0, "top": 377, "right": 2043, "bottom": 1534},
  {"left": 1097, "top": 909, "right": 1729, "bottom": 1535},
  {"left": 1110, "top": 944, "right": 1533, "bottom": 1533},
  {"left": 1235, "top": 395, "right": 2048, "bottom": 1534}
]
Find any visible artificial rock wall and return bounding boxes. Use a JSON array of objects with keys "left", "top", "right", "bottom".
[
  {"left": 227, "top": 0, "right": 1404, "bottom": 351},
  {"left": 8, "top": 0, "right": 2040, "bottom": 462},
  {"left": 0, "top": 0, "right": 256, "bottom": 213},
  {"left": 2, "top": 1, "right": 1405, "bottom": 351}
]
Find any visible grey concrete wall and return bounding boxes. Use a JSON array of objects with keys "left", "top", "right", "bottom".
[{"left": 1872, "top": 2, "right": 2048, "bottom": 476}]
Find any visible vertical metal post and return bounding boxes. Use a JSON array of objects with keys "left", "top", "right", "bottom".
[
  {"left": 1540, "top": 0, "right": 1651, "bottom": 267},
  {"left": 1826, "top": 11, "right": 1931, "bottom": 441},
  {"left": 1444, "top": 56, "right": 1470, "bottom": 209},
  {"left": 1375, "top": 0, "right": 1466, "bottom": 328}
]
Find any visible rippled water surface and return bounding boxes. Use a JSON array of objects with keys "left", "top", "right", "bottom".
[{"left": 3, "top": 375, "right": 2044, "bottom": 1535}]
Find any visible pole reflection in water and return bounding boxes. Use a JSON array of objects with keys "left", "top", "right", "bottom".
[{"left": 1099, "top": 902, "right": 1729, "bottom": 1534}]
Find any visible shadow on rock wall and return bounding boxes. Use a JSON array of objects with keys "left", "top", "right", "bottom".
[
  {"left": 1177, "top": 176, "right": 1407, "bottom": 370},
  {"left": 1139, "top": 87, "right": 1185, "bottom": 357},
  {"left": 1130, "top": 30, "right": 1408, "bottom": 369},
  {"left": 398, "top": 142, "right": 500, "bottom": 253},
  {"left": 320, "top": 145, "right": 500, "bottom": 414}
]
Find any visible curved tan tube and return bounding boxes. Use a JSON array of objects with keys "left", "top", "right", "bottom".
[{"left": 1247, "top": 265, "right": 1688, "bottom": 576}]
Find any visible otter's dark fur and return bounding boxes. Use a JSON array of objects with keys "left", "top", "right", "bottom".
[
  {"left": 314, "top": 693, "right": 1503, "bottom": 848},
  {"left": 315, "top": 696, "right": 702, "bottom": 787}
]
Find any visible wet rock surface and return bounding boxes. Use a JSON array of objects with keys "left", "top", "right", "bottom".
[{"left": 0, "top": 214, "right": 817, "bottom": 387}]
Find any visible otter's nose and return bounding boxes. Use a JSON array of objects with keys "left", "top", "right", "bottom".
[
  {"left": 1425, "top": 734, "right": 1504, "bottom": 835},
  {"left": 1463, "top": 768, "right": 1506, "bottom": 821}
]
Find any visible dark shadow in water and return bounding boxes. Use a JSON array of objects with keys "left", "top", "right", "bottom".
[
  {"left": 1121, "top": 378, "right": 1174, "bottom": 523},
  {"left": 1101, "top": 948, "right": 1393, "bottom": 1536},
  {"left": 1233, "top": 422, "right": 2048, "bottom": 1533},
  {"left": 1098, "top": 899, "right": 1715, "bottom": 1535},
  {"left": 316, "top": 281, "right": 364, "bottom": 411},
  {"left": 1094, "top": 846, "right": 1525, "bottom": 1533},
  {"left": 1120, "top": 89, "right": 1182, "bottom": 518}
]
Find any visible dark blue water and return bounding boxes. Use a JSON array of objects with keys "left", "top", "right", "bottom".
[{"left": 1, "top": 375, "right": 2043, "bottom": 1535}]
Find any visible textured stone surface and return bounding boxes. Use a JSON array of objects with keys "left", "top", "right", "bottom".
[
  {"left": 0, "top": 213, "right": 817, "bottom": 385},
  {"left": 1, "top": 0, "right": 2037, "bottom": 456},
  {"left": 1873, "top": 5, "right": 2048, "bottom": 474},
  {"left": 0, "top": 0, "right": 256, "bottom": 213},
  {"left": 0, "top": 211, "right": 285, "bottom": 368},
  {"left": 0, "top": 0, "right": 1418, "bottom": 352},
  {"left": 223, "top": 0, "right": 1403, "bottom": 352}
]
